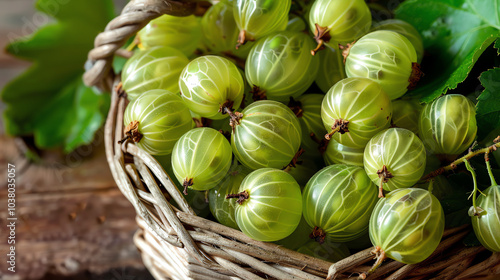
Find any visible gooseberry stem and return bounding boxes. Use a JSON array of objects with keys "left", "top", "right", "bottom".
[
  {"left": 283, "top": 148, "right": 305, "bottom": 172},
  {"left": 183, "top": 178, "right": 194, "bottom": 195},
  {"left": 236, "top": 30, "right": 254, "bottom": 49},
  {"left": 193, "top": 117, "right": 211, "bottom": 128},
  {"left": 325, "top": 119, "right": 350, "bottom": 140},
  {"left": 376, "top": 165, "right": 393, "bottom": 198},
  {"left": 236, "top": 29, "right": 247, "bottom": 50},
  {"left": 309, "top": 226, "right": 326, "bottom": 244},
  {"left": 250, "top": 85, "right": 267, "bottom": 101},
  {"left": 485, "top": 152, "right": 498, "bottom": 186},
  {"left": 226, "top": 190, "right": 249, "bottom": 205},
  {"left": 288, "top": 97, "right": 304, "bottom": 118},
  {"left": 465, "top": 160, "right": 480, "bottom": 215},
  {"left": 225, "top": 107, "right": 243, "bottom": 132},
  {"left": 311, "top": 24, "right": 330, "bottom": 56},
  {"left": 123, "top": 120, "right": 143, "bottom": 143},
  {"left": 116, "top": 82, "right": 126, "bottom": 97},
  {"left": 339, "top": 42, "right": 354, "bottom": 64},
  {"left": 421, "top": 137, "right": 500, "bottom": 181},
  {"left": 363, "top": 246, "right": 386, "bottom": 278},
  {"left": 325, "top": 127, "right": 340, "bottom": 140}
]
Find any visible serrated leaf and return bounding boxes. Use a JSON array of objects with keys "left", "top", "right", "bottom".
[
  {"left": 1, "top": 0, "right": 114, "bottom": 151},
  {"left": 496, "top": 38, "right": 500, "bottom": 54},
  {"left": 476, "top": 68, "right": 500, "bottom": 140},
  {"left": 395, "top": 0, "right": 500, "bottom": 103}
]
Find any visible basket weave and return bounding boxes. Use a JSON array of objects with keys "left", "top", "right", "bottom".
[{"left": 84, "top": 1, "right": 500, "bottom": 279}]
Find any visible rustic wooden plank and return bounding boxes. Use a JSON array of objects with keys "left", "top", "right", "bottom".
[{"left": 0, "top": 135, "right": 145, "bottom": 279}]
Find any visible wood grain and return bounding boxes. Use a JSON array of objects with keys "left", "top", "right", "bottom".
[{"left": 0, "top": 135, "right": 144, "bottom": 279}]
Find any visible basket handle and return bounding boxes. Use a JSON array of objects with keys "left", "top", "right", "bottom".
[{"left": 83, "top": 0, "right": 197, "bottom": 89}]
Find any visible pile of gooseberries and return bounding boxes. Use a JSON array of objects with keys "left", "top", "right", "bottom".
[{"left": 118, "top": 0, "right": 498, "bottom": 275}]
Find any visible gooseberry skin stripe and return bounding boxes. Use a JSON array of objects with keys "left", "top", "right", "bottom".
[
  {"left": 321, "top": 77, "right": 392, "bottom": 148},
  {"left": 302, "top": 164, "right": 378, "bottom": 242},
  {"left": 232, "top": 100, "right": 302, "bottom": 170},
  {"left": 363, "top": 128, "right": 426, "bottom": 192},
  {"left": 369, "top": 188, "right": 444, "bottom": 264},
  {"left": 371, "top": 19, "right": 424, "bottom": 63},
  {"left": 234, "top": 0, "right": 291, "bottom": 41},
  {"left": 210, "top": 164, "right": 250, "bottom": 230},
  {"left": 245, "top": 31, "right": 319, "bottom": 101},
  {"left": 471, "top": 185, "right": 500, "bottom": 252},
  {"left": 290, "top": 94, "right": 325, "bottom": 157},
  {"left": 419, "top": 94, "right": 477, "bottom": 156},
  {"left": 345, "top": 30, "right": 418, "bottom": 100},
  {"left": 324, "top": 140, "right": 365, "bottom": 167},
  {"left": 179, "top": 55, "right": 245, "bottom": 120},
  {"left": 234, "top": 168, "right": 303, "bottom": 242},
  {"left": 138, "top": 14, "right": 202, "bottom": 56},
  {"left": 309, "top": 0, "right": 372, "bottom": 45},
  {"left": 315, "top": 46, "right": 347, "bottom": 94},
  {"left": 122, "top": 47, "right": 189, "bottom": 102},
  {"left": 391, "top": 99, "right": 422, "bottom": 135},
  {"left": 123, "top": 89, "right": 193, "bottom": 156},
  {"left": 202, "top": 2, "right": 249, "bottom": 55},
  {"left": 171, "top": 127, "right": 233, "bottom": 192}
]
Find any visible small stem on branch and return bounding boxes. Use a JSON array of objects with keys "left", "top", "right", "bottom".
[
  {"left": 422, "top": 138, "right": 500, "bottom": 181},
  {"left": 465, "top": 160, "right": 481, "bottom": 216},
  {"left": 115, "top": 82, "right": 126, "bottom": 98},
  {"left": 485, "top": 152, "right": 498, "bottom": 186}
]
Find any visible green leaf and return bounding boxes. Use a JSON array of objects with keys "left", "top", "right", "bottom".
[
  {"left": 33, "top": 78, "right": 110, "bottom": 153},
  {"left": 1, "top": 0, "right": 114, "bottom": 151},
  {"left": 396, "top": 0, "right": 500, "bottom": 102},
  {"left": 476, "top": 68, "right": 500, "bottom": 140}
]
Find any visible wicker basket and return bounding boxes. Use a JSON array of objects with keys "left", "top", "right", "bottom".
[{"left": 83, "top": 1, "right": 500, "bottom": 279}]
